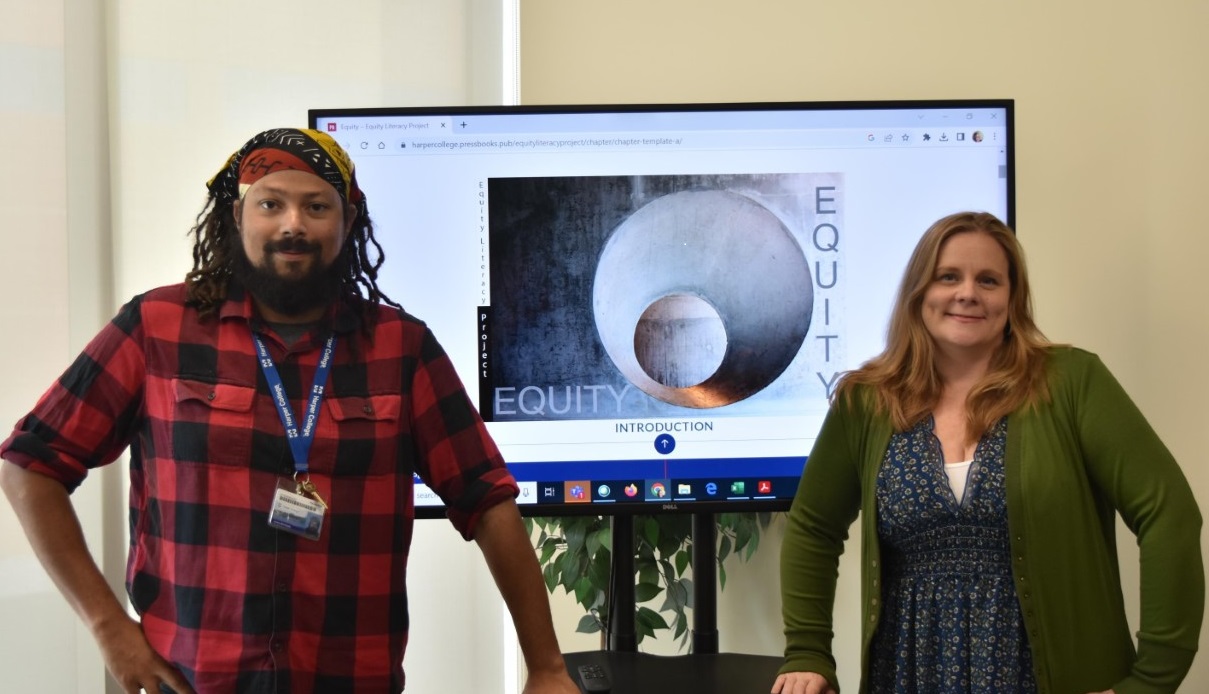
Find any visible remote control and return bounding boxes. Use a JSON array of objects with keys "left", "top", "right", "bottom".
[{"left": 576, "top": 662, "right": 611, "bottom": 693}]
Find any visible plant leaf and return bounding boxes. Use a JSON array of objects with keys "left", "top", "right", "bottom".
[
  {"left": 598, "top": 525, "right": 613, "bottom": 551},
  {"left": 565, "top": 519, "right": 588, "bottom": 555},
  {"left": 657, "top": 558, "right": 675, "bottom": 585},
  {"left": 743, "top": 530, "right": 761, "bottom": 561},
  {"left": 576, "top": 614, "right": 602, "bottom": 634},
  {"left": 574, "top": 577, "right": 598, "bottom": 609},
  {"left": 637, "top": 563, "right": 659, "bottom": 587},
  {"left": 663, "top": 578, "right": 689, "bottom": 610},
  {"left": 734, "top": 522, "right": 753, "bottom": 556},
  {"left": 588, "top": 550, "right": 611, "bottom": 589},
  {"left": 586, "top": 526, "right": 607, "bottom": 556},
  {"left": 538, "top": 538, "right": 559, "bottom": 565},
  {"left": 634, "top": 581, "right": 663, "bottom": 603},
  {"left": 636, "top": 620, "right": 654, "bottom": 641},
  {"left": 657, "top": 530, "right": 685, "bottom": 558},
  {"left": 636, "top": 606, "right": 669, "bottom": 630},
  {"left": 673, "top": 618, "right": 688, "bottom": 640},
  {"left": 717, "top": 534, "right": 733, "bottom": 563},
  {"left": 558, "top": 550, "right": 583, "bottom": 590},
  {"left": 641, "top": 517, "right": 660, "bottom": 548}
]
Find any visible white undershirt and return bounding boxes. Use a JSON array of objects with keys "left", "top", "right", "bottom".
[{"left": 944, "top": 460, "right": 973, "bottom": 504}]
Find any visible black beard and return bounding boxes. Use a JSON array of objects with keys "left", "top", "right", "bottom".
[{"left": 229, "top": 236, "right": 343, "bottom": 319}]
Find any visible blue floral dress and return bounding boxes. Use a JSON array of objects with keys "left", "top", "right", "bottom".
[{"left": 869, "top": 416, "right": 1036, "bottom": 693}]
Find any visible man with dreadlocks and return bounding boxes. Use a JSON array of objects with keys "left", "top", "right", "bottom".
[{"left": 0, "top": 128, "right": 579, "bottom": 694}]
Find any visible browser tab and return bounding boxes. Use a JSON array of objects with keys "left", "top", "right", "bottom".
[{"left": 317, "top": 116, "right": 454, "bottom": 135}]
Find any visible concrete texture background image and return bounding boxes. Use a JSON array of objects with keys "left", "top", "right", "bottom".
[{"left": 482, "top": 172, "right": 843, "bottom": 422}]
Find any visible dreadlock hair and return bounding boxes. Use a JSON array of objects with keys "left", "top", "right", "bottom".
[
  {"left": 183, "top": 193, "right": 402, "bottom": 322},
  {"left": 832, "top": 211, "right": 1056, "bottom": 442}
]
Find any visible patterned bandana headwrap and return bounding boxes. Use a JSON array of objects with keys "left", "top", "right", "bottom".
[{"left": 206, "top": 127, "right": 367, "bottom": 222}]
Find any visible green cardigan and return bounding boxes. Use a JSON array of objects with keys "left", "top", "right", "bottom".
[{"left": 779, "top": 347, "right": 1203, "bottom": 694}]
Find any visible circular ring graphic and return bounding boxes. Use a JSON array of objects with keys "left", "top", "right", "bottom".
[{"left": 592, "top": 189, "right": 813, "bottom": 408}]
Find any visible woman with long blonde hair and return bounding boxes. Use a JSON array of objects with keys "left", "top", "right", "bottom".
[{"left": 774, "top": 212, "right": 1202, "bottom": 694}]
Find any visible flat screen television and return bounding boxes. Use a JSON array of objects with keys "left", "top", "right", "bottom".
[{"left": 309, "top": 100, "right": 1014, "bottom": 519}]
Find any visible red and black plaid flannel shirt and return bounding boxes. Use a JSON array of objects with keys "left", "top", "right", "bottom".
[{"left": 0, "top": 283, "right": 518, "bottom": 692}]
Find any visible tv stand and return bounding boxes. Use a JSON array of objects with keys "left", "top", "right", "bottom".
[
  {"left": 691, "top": 513, "right": 719, "bottom": 654},
  {"left": 606, "top": 512, "right": 725, "bottom": 653},
  {"left": 570, "top": 512, "right": 782, "bottom": 693},
  {"left": 606, "top": 514, "right": 637, "bottom": 652}
]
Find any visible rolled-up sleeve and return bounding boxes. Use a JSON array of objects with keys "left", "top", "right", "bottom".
[
  {"left": 408, "top": 326, "right": 518, "bottom": 539},
  {"left": 1, "top": 296, "right": 147, "bottom": 491}
]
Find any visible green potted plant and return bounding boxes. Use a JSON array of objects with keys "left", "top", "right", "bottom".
[{"left": 525, "top": 512, "right": 775, "bottom": 649}]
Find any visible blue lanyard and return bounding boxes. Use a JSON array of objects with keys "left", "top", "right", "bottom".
[{"left": 253, "top": 333, "right": 336, "bottom": 476}]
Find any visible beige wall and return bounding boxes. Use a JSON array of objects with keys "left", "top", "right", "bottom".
[{"left": 520, "top": 0, "right": 1209, "bottom": 689}]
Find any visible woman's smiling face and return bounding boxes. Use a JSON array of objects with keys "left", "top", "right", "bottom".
[{"left": 921, "top": 230, "right": 1011, "bottom": 361}]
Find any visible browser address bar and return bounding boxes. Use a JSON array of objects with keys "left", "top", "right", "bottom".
[{"left": 334, "top": 128, "right": 1003, "bottom": 156}]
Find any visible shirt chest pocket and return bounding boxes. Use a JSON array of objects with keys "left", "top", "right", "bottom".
[
  {"left": 307, "top": 394, "right": 404, "bottom": 477},
  {"left": 171, "top": 379, "right": 257, "bottom": 465}
]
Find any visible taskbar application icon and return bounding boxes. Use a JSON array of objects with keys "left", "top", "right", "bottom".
[
  {"left": 645, "top": 479, "right": 671, "bottom": 501},
  {"left": 537, "top": 482, "right": 563, "bottom": 504},
  {"left": 564, "top": 480, "right": 591, "bottom": 503},
  {"left": 671, "top": 480, "right": 695, "bottom": 500}
]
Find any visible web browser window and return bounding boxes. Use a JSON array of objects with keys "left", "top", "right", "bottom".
[{"left": 312, "top": 101, "right": 1013, "bottom": 516}]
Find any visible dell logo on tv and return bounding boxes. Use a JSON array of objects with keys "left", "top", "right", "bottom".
[{"left": 661, "top": 504, "right": 679, "bottom": 511}]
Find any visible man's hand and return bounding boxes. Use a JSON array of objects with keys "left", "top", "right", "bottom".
[
  {"left": 93, "top": 613, "right": 196, "bottom": 694},
  {"left": 771, "top": 671, "right": 837, "bottom": 694},
  {"left": 1, "top": 464, "right": 194, "bottom": 693},
  {"left": 521, "top": 667, "right": 580, "bottom": 694}
]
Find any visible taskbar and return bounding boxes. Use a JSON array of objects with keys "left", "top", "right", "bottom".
[
  {"left": 416, "top": 475, "right": 801, "bottom": 509},
  {"left": 520, "top": 476, "right": 801, "bottom": 506},
  {"left": 414, "top": 456, "right": 807, "bottom": 509}
]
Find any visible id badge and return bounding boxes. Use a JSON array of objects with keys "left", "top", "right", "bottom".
[{"left": 268, "top": 483, "right": 326, "bottom": 541}]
